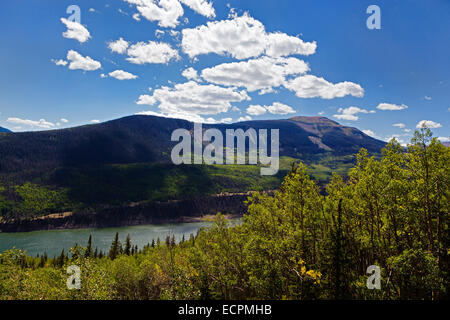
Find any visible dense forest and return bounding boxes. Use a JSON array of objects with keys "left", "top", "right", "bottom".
[{"left": 0, "top": 128, "right": 448, "bottom": 300}]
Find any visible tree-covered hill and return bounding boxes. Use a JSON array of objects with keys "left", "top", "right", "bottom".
[{"left": 0, "top": 115, "right": 385, "bottom": 223}]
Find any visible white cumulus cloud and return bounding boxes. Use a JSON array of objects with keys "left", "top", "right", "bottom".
[
  {"left": 126, "top": 41, "right": 179, "bottom": 64},
  {"left": 333, "top": 106, "right": 369, "bottom": 121},
  {"left": 416, "top": 120, "right": 442, "bottom": 129},
  {"left": 362, "top": 130, "right": 377, "bottom": 138},
  {"left": 376, "top": 103, "right": 408, "bottom": 111},
  {"left": 179, "top": 0, "right": 215, "bottom": 18},
  {"left": 266, "top": 102, "right": 295, "bottom": 115},
  {"left": 60, "top": 18, "right": 91, "bottom": 43},
  {"left": 51, "top": 59, "right": 68, "bottom": 66},
  {"left": 7, "top": 118, "right": 55, "bottom": 129},
  {"left": 108, "top": 38, "right": 130, "bottom": 54},
  {"left": 286, "top": 75, "right": 364, "bottom": 99},
  {"left": 182, "top": 13, "right": 316, "bottom": 60},
  {"left": 246, "top": 102, "right": 296, "bottom": 116},
  {"left": 181, "top": 67, "right": 200, "bottom": 81},
  {"left": 136, "top": 81, "right": 250, "bottom": 117},
  {"left": 237, "top": 115, "right": 252, "bottom": 122},
  {"left": 201, "top": 56, "right": 309, "bottom": 93},
  {"left": 123, "top": 0, "right": 184, "bottom": 28},
  {"left": 67, "top": 50, "right": 101, "bottom": 71},
  {"left": 246, "top": 105, "right": 267, "bottom": 116},
  {"left": 108, "top": 70, "right": 138, "bottom": 80}
]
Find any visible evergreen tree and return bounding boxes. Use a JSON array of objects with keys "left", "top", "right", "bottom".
[
  {"left": 108, "top": 232, "right": 122, "bottom": 260},
  {"left": 85, "top": 234, "right": 93, "bottom": 258},
  {"left": 124, "top": 234, "right": 132, "bottom": 255}
]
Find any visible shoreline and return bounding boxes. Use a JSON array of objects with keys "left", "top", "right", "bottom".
[{"left": 0, "top": 193, "right": 253, "bottom": 233}]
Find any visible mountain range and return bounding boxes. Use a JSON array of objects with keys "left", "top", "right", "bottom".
[
  {"left": 0, "top": 115, "right": 387, "bottom": 229},
  {"left": 0, "top": 115, "right": 385, "bottom": 181}
]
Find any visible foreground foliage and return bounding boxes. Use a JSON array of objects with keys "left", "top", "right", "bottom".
[{"left": 0, "top": 129, "right": 448, "bottom": 300}]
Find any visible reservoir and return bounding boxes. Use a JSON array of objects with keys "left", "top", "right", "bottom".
[{"left": 0, "top": 221, "right": 228, "bottom": 257}]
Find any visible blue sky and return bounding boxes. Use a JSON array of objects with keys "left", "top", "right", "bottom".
[{"left": 0, "top": 0, "right": 449, "bottom": 144}]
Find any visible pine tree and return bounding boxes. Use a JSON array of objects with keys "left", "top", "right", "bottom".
[
  {"left": 85, "top": 234, "right": 93, "bottom": 258},
  {"left": 109, "top": 232, "right": 120, "bottom": 260},
  {"left": 57, "top": 249, "right": 65, "bottom": 268},
  {"left": 165, "top": 235, "right": 171, "bottom": 247},
  {"left": 170, "top": 234, "right": 176, "bottom": 248},
  {"left": 124, "top": 234, "right": 132, "bottom": 255}
]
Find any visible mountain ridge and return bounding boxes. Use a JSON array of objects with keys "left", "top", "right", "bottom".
[{"left": 0, "top": 114, "right": 385, "bottom": 181}]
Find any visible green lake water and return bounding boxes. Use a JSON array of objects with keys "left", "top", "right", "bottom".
[{"left": 0, "top": 221, "right": 230, "bottom": 257}]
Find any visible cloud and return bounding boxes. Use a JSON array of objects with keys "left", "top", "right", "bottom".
[
  {"left": 362, "top": 129, "right": 377, "bottom": 138},
  {"left": 136, "top": 109, "right": 208, "bottom": 123},
  {"left": 60, "top": 118, "right": 69, "bottom": 123},
  {"left": 237, "top": 115, "right": 252, "bottom": 122},
  {"left": 136, "top": 81, "right": 250, "bottom": 117},
  {"left": 155, "top": 29, "right": 165, "bottom": 38},
  {"left": 393, "top": 123, "right": 406, "bottom": 128},
  {"left": 182, "top": 13, "right": 316, "bottom": 60},
  {"left": 182, "top": 67, "right": 200, "bottom": 81},
  {"left": 286, "top": 75, "right": 364, "bottom": 99},
  {"left": 437, "top": 137, "right": 449, "bottom": 142},
  {"left": 266, "top": 102, "right": 295, "bottom": 115},
  {"left": 179, "top": 0, "right": 215, "bottom": 18},
  {"left": 246, "top": 105, "right": 267, "bottom": 116},
  {"left": 126, "top": 41, "right": 179, "bottom": 64},
  {"left": 51, "top": 59, "right": 68, "bottom": 66},
  {"left": 7, "top": 118, "right": 55, "bottom": 129},
  {"left": 386, "top": 134, "right": 406, "bottom": 145},
  {"left": 246, "top": 102, "right": 295, "bottom": 116},
  {"left": 220, "top": 117, "right": 233, "bottom": 124},
  {"left": 376, "top": 103, "right": 408, "bottom": 111},
  {"left": 333, "top": 106, "right": 369, "bottom": 121},
  {"left": 118, "top": 8, "right": 129, "bottom": 16},
  {"left": 416, "top": 120, "right": 442, "bottom": 129},
  {"left": 60, "top": 18, "right": 91, "bottom": 43},
  {"left": 424, "top": 96, "right": 432, "bottom": 101},
  {"left": 90, "top": 120, "right": 101, "bottom": 124},
  {"left": 132, "top": 13, "right": 141, "bottom": 21},
  {"left": 201, "top": 56, "right": 309, "bottom": 93},
  {"left": 108, "top": 70, "right": 138, "bottom": 80},
  {"left": 265, "top": 32, "right": 317, "bottom": 57},
  {"left": 108, "top": 38, "right": 130, "bottom": 54},
  {"left": 123, "top": 0, "right": 184, "bottom": 28},
  {"left": 66, "top": 50, "right": 101, "bottom": 71}
]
